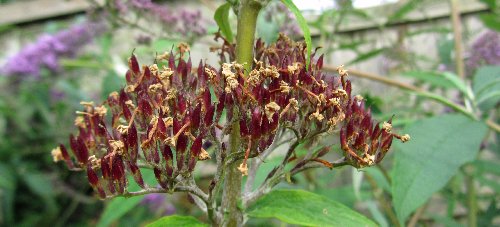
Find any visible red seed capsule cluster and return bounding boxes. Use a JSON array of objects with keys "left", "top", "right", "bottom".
[{"left": 53, "top": 35, "right": 408, "bottom": 198}]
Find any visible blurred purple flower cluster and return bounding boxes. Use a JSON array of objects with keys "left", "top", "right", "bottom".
[
  {"left": 2, "top": 21, "right": 106, "bottom": 78},
  {"left": 264, "top": 2, "right": 302, "bottom": 38},
  {"left": 467, "top": 30, "right": 500, "bottom": 72},
  {"left": 113, "top": 0, "right": 206, "bottom": 37},
  {"left": 141, "top": 193, "right": 176, "bottom": 216}
]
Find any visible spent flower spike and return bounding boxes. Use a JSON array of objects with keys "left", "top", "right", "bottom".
[{"left": 53, "top": 34, "right": 407, "bottom": 200}]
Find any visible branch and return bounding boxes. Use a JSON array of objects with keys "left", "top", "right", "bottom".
[
  {"left": 323, "top": 66, "right": 500, "bottom": 133},
  {"left": 104, "top": 184, "right": 208, "bottom": 204}
]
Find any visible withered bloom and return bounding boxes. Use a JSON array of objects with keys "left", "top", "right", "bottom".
[{"left": 53, "top": 34, "right": 408, "bottom": 199}]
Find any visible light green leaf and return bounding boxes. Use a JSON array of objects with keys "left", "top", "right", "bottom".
[
  {"left": 152, "top": 39, "right": 177, "bottom": 52},
  {"left": 392, "top": 114, "right": 488, "bottom": 223},
  {"left": 366, "top": 200, "right": 389, "bottom": 227},
  {"left": 402, "top": 71, "right": 455, "bottom": 89},
  {"left": 388, "top": 0, "right": 419, "bottom": 22},
  {"left": 363, "top": 167, "right": 391, "bottom": 193},
  {"left": 348, "top": 48, "right": 386, "bottom": 65},
  {"left": 280, "top": 0, "right": 312, "bottom": 69},
  {"left": 101, "top": 72, "right": 124, "bottom": 100},
  {"left": 146, "top": 215, "right": 207, "bottom": 227},
  {"left": 247, "top": 189, "right": 377, "bottom": 226},
  {"left": 214, "top": 3, "right": 234, "bottom": 43},
  {"left": 441, "top": 72, "right": 473, "bottom": 100},
  {"left": 472, "top": 66, "right": 500, "bottom": 111},
  {"left": 97, "top": 169, "right": 156, "bottom": 227}
]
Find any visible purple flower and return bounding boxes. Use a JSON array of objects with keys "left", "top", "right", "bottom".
[
  {"left": 113, "top": 0, "right": 207, "bottom": 37},
  {"left": 2, "top": 21, "right": 106, "bottom": 78},
  {"left": 141, "top": 193, "right": 176, "bottom": 216},
  {"left": 466, "top": 30, "right": 500, "bottom": 72}
]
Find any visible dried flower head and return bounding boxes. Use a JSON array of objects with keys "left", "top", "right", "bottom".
[{"left": 54, "top": 34, "right": 407, "bottom": 199}]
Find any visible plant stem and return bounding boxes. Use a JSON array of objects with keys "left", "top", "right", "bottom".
[
  {"left": 235, "top": 0, "right": 262, "bottom": 73},
  {"left": 222, "top": 108, "right": 243, "bottom": 226},
  {"left": 450, "top": 0, "right": 465, "bottom": 79},
  {"left": 465, "top": 173, "right": 477, "bottom": 227},
  {"left": 220, "top": 1, "right": 262, "bottom": 226}
]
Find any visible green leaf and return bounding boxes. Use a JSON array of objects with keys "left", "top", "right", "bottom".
[
  {"left": 101, "top": 72, "right": 124, "bottom": 99},
  {"left": 146, "top": 215, "right": 207, "bottom": 227},
  {"left": 152, "top": 39, "right": 177, "bottom": 52},
  {"left": 402, "top": 71, "right": 455, "bottom": 89},
  {"left": 388, "top": 0, "right": 419, "bottom": 22},
  {"left": 366, "top": 200, "right": 389, "bottom": 227},
  {"left": 97, "top": 169, "right": 156, "bottom": 227},
  {"left": 247, "top": 189, "right": 377, "bottom": 227},
  {"left": 473, "top": 66, "right": 500, "bottom": 111},
  {"left": 392, "top": 114, "right": 488, "bottom": 223},
  {"left": 480, "top": 0, "right": 497, "bottom": 8},
  {"left": 214, "top": 3, "right": 234, "bottom": 43},
  {"left": 472, "top": 159, "right": 500, "bottom": 176},
  {"left": 480, "top": 13, "right": 500, "bottom": 32},
  {"left": 281, "top": 0, "right": 312, "bottom": 69},
  {"left": 441, "top": 72, "right": 473, "bottom": 100},
  {"left": 348, "top": 48, "right": 386, "bottom": 65}
]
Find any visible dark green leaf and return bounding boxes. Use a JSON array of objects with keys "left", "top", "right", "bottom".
[
  {"left": 146, "top": 215, "right": 207, "bottom": 227},
  {"left": 281, "top": 0, "right": 312, "bottom": 69},
  {"left": 247, "top": 189, "right": 377, "bottom": 226},
  {"left": 480, "top": 13, "right": 500, "bottom": 32},
  {"left": 392, "top": 114, "right": 488, "bottom": 223},
  {"left": 479, "top": 0, "right": 497, "bottom": 8},
  {"left": 472, "top": 159, "right": 500, "bottom": 176},
  {"left": 214, "top": 3, "right": 234, "bottom": 43}
]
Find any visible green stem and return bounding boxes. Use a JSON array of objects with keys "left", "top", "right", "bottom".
[
  {"left": 220, "top": 1, "right": 262, "bottom": 226},
  {"left": 222, "top": 108, "right": 243, "bottom": 226},
  {"left": 235, "top": 0, "right": 262, "bottom": 72},
  {"left": 465, "top": 174, "right": 477, "bottom": 227}
]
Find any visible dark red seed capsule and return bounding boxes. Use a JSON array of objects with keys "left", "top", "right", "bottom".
[
  {"left": 317, "top": 54, "right": 324, "bottom": 70},
  {"left": 143, "top": 65, "right": 151, "bottom": 81},
  {"left": 340, "top": 128, "right": 348, "bottom": 150},
  {"left": 128, "top": 54, "right": 140, "bottom": 75},
  {"left": 188, "top": 156, "right": 197, "bottom": 172},
  {"left": 177, "top": 152, "right": 185, "bottom": 171},
  {"left": 204, "top": 105, "right": 215, "bottom": 126},
  {"left": 76, "top": 136, "right": 89, "bottom": 164},
  {"left": 177, "top": 134, "right": 188, "bottom": 153},
  {"left": 162, "top": 145, "right": 173, "bottom": 161},
  {"left": 153, "top": 167, "right": 168, "bottom": 189},
  {"left": 59, "top": 144, "right": 74, "bottom": 169},
  {"left": 190, "top": 136, "right": 202, "bottom": 157},
  {"left": 111, "top": 155, "right": 125, "bottom": 181},
  {"left": 191, "top": 103, "right": 201, "bottom": 130},
  {"left": 101, "top": 157, "right": 111, "bottom": 179},
  {"left": 251, "top": 107, "right": 262, "bottom": 138},
  {"left": 128, "top": 162, "right": 145, "bottom": 189},
  {"left": 125, "top": 69, "right": 134, "bottom": 84},
  {"left": 239, "top": 117, "right": 249, "bottom": 137},
  {"left": 202, "top": 89, "right": 211, "bottom": 110},
  {"left": 86, "top": 164, "right": 99, "bottom": 187}
]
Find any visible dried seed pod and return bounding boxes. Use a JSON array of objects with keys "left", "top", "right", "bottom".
[
  {"left": 128, "top": 54, "right": 140, "bottom": 76},
  {"left": 128, "top": 162, "right": 145, "bottom": 189}
]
